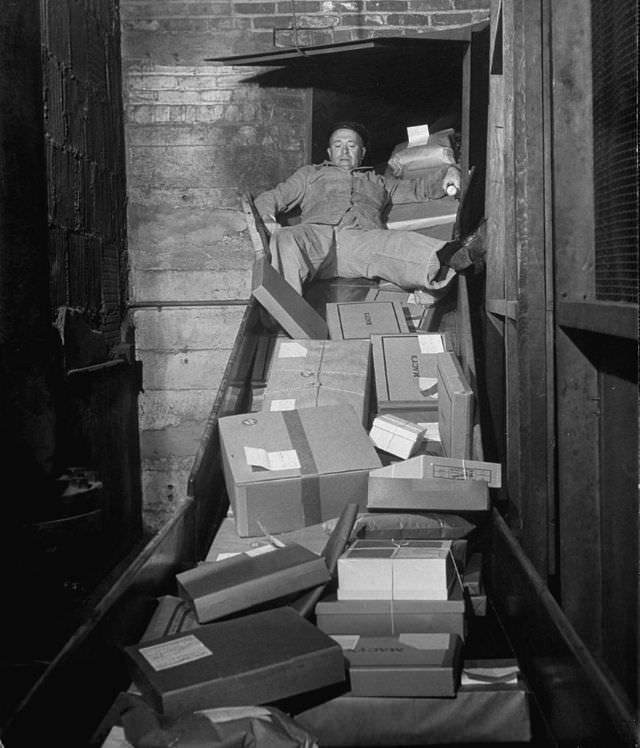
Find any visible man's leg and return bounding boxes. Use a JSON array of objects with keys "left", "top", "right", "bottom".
[
  {"left": 334, "top": 227, "right": 456, "bottom": 300},
  {"left": 269, "top": 224, "right": 334, "bottom": 294}
]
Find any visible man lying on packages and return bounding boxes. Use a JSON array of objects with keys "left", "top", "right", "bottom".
[{"left": 254, "top": 121, "right": 486, "bottom": 303}]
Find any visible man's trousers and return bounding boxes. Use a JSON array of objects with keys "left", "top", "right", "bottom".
[{"left": 268, "top": 223, "right": 455, "bottom": 301}]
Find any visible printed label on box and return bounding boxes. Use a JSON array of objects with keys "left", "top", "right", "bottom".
[
  {"left": 139, "top": 635, "right": 212, "bottom": 671},
  {"left": 244, "top": 446, "right": 301, "bottom": 471},
  {"left": 431, "top": 462, "right": 495, "bottom": 484},
  {"left": 278, "top": 341, "right": 309, "bottom": 358}
]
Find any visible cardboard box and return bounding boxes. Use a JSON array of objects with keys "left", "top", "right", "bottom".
[
  {"left": 369, "top": 414, "right": 424, "bottom": 459},
  {"left": 371, "top": 333, "right": 453, "bottom": 423},
  {"left": 326, "top": 301, "right": 410, "bottom": 340},
  {"left": 262, "top": 338, "right": 372, "bottom": 426},
  {"left": 364, "top": 288, "right": 431, "bottom": 329},
  {"left": 176, "top": 542, "right": 331, "bottom": 623},
  {"left": 367, "top": 455, "right": 501, "bottom": 513},
  {"left": 316, "top": 576, "right": 466, "bottom": 640},
  {"left": 218, "top": 405, "right": 382, "bottom": 537},
  {"left": 337, "top": 539, "right": 456, "bottom": 601},
  {"left": 437, "top": 351, "right": 474, "bottom": 458},
  {"left": 251, "top": 257, "right": 329, "bottom": 339},
  {"left": 125, "top": 607, "right": 346, "bottom": 720},
  {"left": 331, "top": 632, "right": 462, "bottom": 697},
  {"left": 294, "top": 661, "right": 531, "bottom": 745},
  {"left": 140, "top": 595, "right": 199, "bottom": 643}
]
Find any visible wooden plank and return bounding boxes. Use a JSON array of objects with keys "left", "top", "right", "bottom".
[
  {"left": 550, "top": 0, "right": 596, "bottom": 300},
  {"left": 491, "top": 509, "right": 639, "bottom": 747},
  {"left": 557, "top": 300, "right": 638, "bottom": 340},
  {"left": 555, "top": 327, "right": 602, "bottom": 653},
  {"left": 511, "top": 0, "right": 550, "bottom": 575}
]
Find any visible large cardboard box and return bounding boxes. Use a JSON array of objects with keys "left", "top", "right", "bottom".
[
  {"left": 337, "top": 539, "right": 456, "bottom": 601},
  {"left": 124, "top": 607, "right": 346, "bottom": 720},
  {"left": 176, "top": 542, "right": 330, "bottom": 623},
  {"left": 326, "top": 301, "right": 410, "bottom": 340},
  {"left": 437, "top": 351, "right": 474, "bottom": 458},
  {"left": 294, "top": 660, "right": 531, "bottom": 745},
  {"left": 331, "top": 632, "right": 462, "bottom": 697},
  {"left": 315, "top": 575, "right": 466, "bottom": 640},
  {"left": 367, "top": 455, "right": 501, "bottom": 513},
  {"left": 261, "top": 338, "right": 372, "bottom": 426},
  {"left": 251, "top": 257, "right": 329, "bottom": 339},
  {"left": 371, "top": 333, "right": 453, "bottom": 423},
  {"left": 219, "top": 405, "right": 382, "bottom": 537}
]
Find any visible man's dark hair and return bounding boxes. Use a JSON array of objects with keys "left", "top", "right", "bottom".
[{"left": 328, "top": 121, "right": 369, "bottom": 148}]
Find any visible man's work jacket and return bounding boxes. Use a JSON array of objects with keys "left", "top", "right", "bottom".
[{"left": 254, "top": 162, "right": 452, "bottom": 230}]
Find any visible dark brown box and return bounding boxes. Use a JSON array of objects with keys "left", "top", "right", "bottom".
[
  {"left": 333, "top": 632, "right": 462, "bottom": 697},
  {"left": 251, "top": 257, "right": 329, "bottom": 339},
  {"left": 176, "top": 542, "right": 330, "bottom": 623},
  {"left": 125, "top": 607, "right": 346, "bottom": 720}
]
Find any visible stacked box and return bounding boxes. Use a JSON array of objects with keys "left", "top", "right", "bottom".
[
  {"left": 331, "top": 632, "right": 463, "bottom": 697},
  {"left": 261, "top": 338, "right": 372, "bottom": 426},
  {"left": 337, "top": 539, "right": 456, "bottom": 601},
  {"left": 315, "top": 583, "right": 466, "bottom": 640},
  {"left": 125, "top": 608, "right": 346, "bottom": 720},
  {"left": 371, "top": 333, "right": 453, "bottom": 423},
  {"left": 176, "top": 542, "right": 330, "bottom": 622},
  {"left": 219, "top": 405, "right": 381, "bottom": 537},
  {"left": 367, "top": 455, "right": 501, "bottom": 513},
  {"left": 326, "top": 301, "right": 409, "bottom": 340},
  {"left": 437, "top": 351, "right": 474, "bottom": 458}
]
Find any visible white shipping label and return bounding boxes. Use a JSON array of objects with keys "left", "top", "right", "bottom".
[
  {"left": 407, "top": 124, "right": 430, "bottom": 147},
  {"left": 270, "top": 399, "right": 296, "bottom": 411},
  {"left": 244, "top": 446, "right": 301, "bottom": 471},
  {"left": 139, "top": 635, "right": 212, "bottom": 672},
  {"left": 418, "top": 334, "right": 445, "bottom": 354},
  {"left": 418, "top": 422, "right": 441, "bottom": 441},
  {"left": 330, "top": 634, "right": 360, "bottom": 650},
  {"left": 278, "top": 341, "right": 309, "bottom": 358}
]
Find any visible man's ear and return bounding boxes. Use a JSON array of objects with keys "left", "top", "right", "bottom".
[
  {"left": 361, "top": 146, "right": 367, "bottom": 162},
  {"left": 326, "top": 146, "right": 332, "bottom": 160}
]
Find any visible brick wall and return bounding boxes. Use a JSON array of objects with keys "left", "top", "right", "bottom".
[
  {"left": 42, "top": 0, "right": 127, "bottom": 347},
  {"left": 120, "top": 0, "right": 490, "bottom": 529}
]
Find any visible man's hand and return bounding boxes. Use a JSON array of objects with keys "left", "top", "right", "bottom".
[{"left": 443, "top": 166, "right": 461, "bottom": 197}]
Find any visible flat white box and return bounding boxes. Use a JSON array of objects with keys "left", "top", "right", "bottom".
[
  {"left": 369, "top": 414, "right": 424, "bottom": 459},
  {"left": 337, "top": 539, "right": 455, "bottom": 601},
  {"left": 367, "top": 455, "right": 501, "bottom": 513}
]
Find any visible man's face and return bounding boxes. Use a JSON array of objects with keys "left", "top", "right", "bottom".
[{"left": 327, "top": 128, "right": 366, "bottom": 170}]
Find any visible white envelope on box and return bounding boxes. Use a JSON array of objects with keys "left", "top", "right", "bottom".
[
  {"left": 367, "top": 455, "right": 501, "bottom": 513},
  {"left": 369, "top": 414, "right": 424, "bottom": 459}
]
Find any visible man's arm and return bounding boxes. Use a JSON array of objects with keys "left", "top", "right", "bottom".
[{"left": 253, "top": 166, "right": 312, "bottom": 229}]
